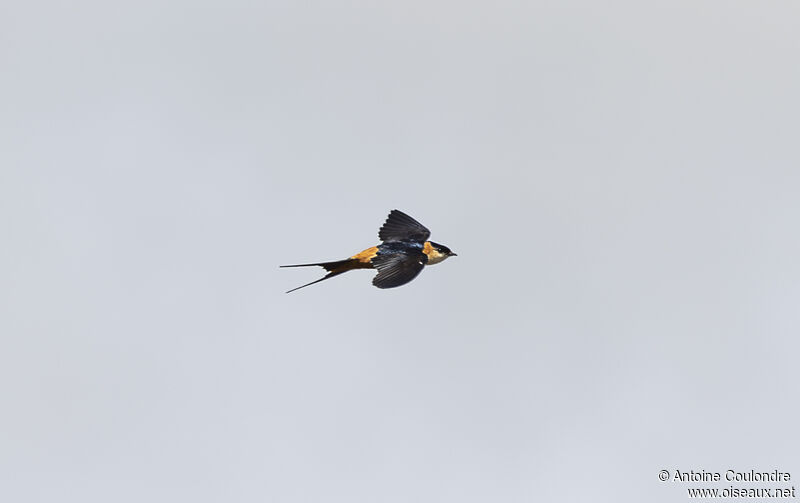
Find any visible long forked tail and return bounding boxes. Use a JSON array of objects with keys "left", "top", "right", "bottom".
[{"left": 280, "top": 259, "right": 355, "bottom": 293}]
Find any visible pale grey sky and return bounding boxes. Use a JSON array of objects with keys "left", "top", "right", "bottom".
[{"left": 2, "top": 1, "right": 799, "bottom": 502}]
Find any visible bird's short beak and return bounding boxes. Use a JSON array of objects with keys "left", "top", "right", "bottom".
[{"left": 450, "top": 252, "right": 457, "bottom": 256}]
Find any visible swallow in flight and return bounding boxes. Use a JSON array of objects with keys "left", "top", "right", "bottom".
[{"left": 281, "top": 209, "right": 457, "bottom": 293}]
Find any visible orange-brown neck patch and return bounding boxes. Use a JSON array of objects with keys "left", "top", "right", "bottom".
[{"left": 422, "top": 241, "right": 448, "bottom": 265}]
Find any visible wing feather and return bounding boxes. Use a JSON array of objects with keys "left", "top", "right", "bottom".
[
  {"left": 371, "top": 251, "right": 427, "bottom": 289},
  {"left": 378, "top": 210, "right": 431, "bottom": 243}
]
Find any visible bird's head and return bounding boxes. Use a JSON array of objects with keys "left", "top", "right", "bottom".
[{"left": 425, "top": 241, "right": 457, "bottom": 265}]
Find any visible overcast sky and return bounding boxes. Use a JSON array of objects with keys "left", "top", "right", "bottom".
[{"left": 2, "top": 1, "right": 799, "bottom": 502}]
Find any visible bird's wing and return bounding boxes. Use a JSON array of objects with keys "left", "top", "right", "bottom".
[
  {"left": 378, "top": 210, "right": 431, "bottom": 243},
  {"left": 371, "top": 251, "right": 427, "bottom": 289}
]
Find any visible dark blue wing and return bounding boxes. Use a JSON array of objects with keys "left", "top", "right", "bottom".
[
  {"left": 378, "top": 210, "right": 431, "bottom": 243},
  {"left": 371, "top": 251, "right": 427, "bottom": 289}
]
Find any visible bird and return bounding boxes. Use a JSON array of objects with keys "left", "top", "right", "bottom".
[{"left": 281, "top": 209, "right": 457, "bottom": 293}]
